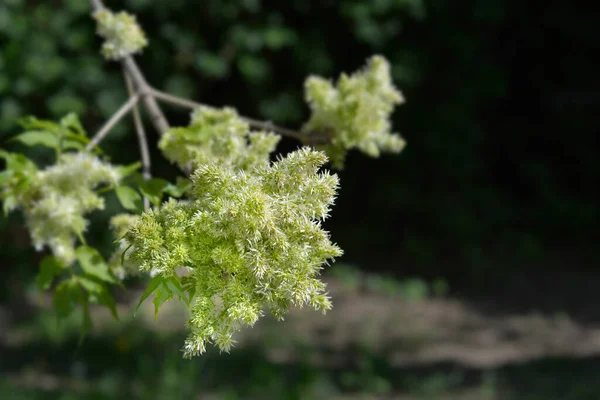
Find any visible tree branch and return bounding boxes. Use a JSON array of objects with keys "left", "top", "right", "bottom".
[
  {"left": 89, "top": 0, "right": 331, "bottom": 149},
  {"left": 90, "top": 0, "right": 170, "bottom": 136},
  {"left": 124, "top": 69, "right": 151, "bottom": 210},
  {"left": 86, "top": 94, "right": 139, "bottom": 151},
  {"left": 121, "top": 58, "right": 170, "bottom": 135},
  {"left": 150, "top": 89, "right": 330, "bottom": 145}
]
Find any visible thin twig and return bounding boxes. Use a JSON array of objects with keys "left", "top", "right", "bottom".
[
  {"left": 86, "top": 94, "right": 140, "bottom": 151},
  {"left": 121, "top": 58, "right": 170, "bottom": 135},
  {"left": 150, "top": 89, "right": 331, "bottom": 145},
  {"left": 90, "top": 0, "right": 170, "bottom": 136},
  {"left": 124, "top": 69, "right": 151, "bottom": 210},
  {"left": 150, "top": 88, "right": 304, "bottom": 139}
]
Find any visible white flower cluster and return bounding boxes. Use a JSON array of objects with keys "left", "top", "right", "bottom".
[
  {"left": 3, "top": 152, "right": 121, "bottom": 265},
  {"left": 303, "top": 55, "right": 406, "bottom": 168},
  {"left": 159, "top": 107, "right": 281, "bottom": 173},
  {"left": 125, "top": 147, "right": 342, "bottom": 357},
  {"left": 94, "top": 9, "right": 148, "bottom": 60}
]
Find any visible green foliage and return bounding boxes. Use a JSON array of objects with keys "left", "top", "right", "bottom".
[
  {"left": 125, "top": 147, "right": 342, "bottom": 356},
  {"left": 0, "top": 114, "right": 144, "bottom": 337},
  {"left": 303, "top": 55, "right": 406, "bottom": 168},
  {"left": 0, "top": 116, "right": 125, "bottom": 265}
]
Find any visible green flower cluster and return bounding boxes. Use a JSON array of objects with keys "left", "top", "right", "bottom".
[
  {"left": 303, "top": 55, "right": 406, "bottom": 169},
  {"left": 125, "top": 147, "right": 342, "bottom": 357},
  {"left": 94, "top": 9, "right": 148, "bottom": 60},
  {"left": 159, "top": 107, "right": 281, "bottom": 173},
  {"left": 1, "top": 152, "right": 121, "bottom": 265}
]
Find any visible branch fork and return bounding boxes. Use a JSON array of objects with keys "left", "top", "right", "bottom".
[{"left": 87, "top": 0, "right": 330, "bottom": 208}]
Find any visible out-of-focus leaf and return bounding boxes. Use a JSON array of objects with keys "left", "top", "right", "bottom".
[
  {"left": 98, "top": 289, "right": 119, "bottom": 320},
  {"left": 237, "top": 55, "right": 269, "bottom": 83},
  {"left": 115, "top": 185, "right": 143, "bottom": 212},
  {"left": 0, "top": 151, "right": 38, "bottom": 175},
  {"left": 116, "top": 162, "right": 142, "bottom": 179},
  {"left": 135, "top": 175, "right": 169, "bottom": 206},
  {"left": 80, "top": 297, "right": 93, "bottom": 343},
  {"left": 35, "top": 255, "right": 64, "bottom": 290},
  {"left": 60, "top": 112, "right": 86, "bottom": 136},
  {"left": 75, "top": 245, "right": 119, "bottom": 284},
  {"left": 18, "top": 115, "right": 61, "bottom": 133},
  {"left": 53, "top": 279, "right": 82, "bottom": 319},
  {"left": 195, "top": 52, "right": 229, "bottom": 79},
  {"left": 78, "top": 275, "right": 118, "bottom": 320},
  {"left": 10, "top": 130, "right": 59, "bottom": 149},
  {"left": 163, "top": 177, "right": 192, "bottom": 198}
]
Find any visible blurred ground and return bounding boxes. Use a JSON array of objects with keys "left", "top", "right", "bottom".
[{"left": 2, "top": 269, "right": 600, "bottom": 399}]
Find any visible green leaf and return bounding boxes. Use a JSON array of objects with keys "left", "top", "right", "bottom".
[
  {"left": 18, "top": 115, "right": 62, "bottom": 133},
  {"left": 60, "top": 113, "right": 86, "bottom": 136},
  {"left": 182, "top": 275, "right": 196, "bottom": 303},
  {"left": 78, "top": 274, "right": 105, "bottom": 294},
  {"left": 98, "top": 289, "right": 119, "bottom": 320},
  {"left": 163, "top": 177, "right": 192, "bottom": 198},
  {"left": 0, "top": 152, "right": 38, "bottom": 175},
  {"left": 10, "top": 131, "right": 59, "bottom": 149},
  {"left": 77, "top": 275, "right": 118, "bottom": 320},
  {"left": 152, "top": 285, "right": 173, "bottom": 321},
  {"left": 187, "top": 286, "right": 196, "bottom": 304},
  {"left": 80, "top": 297, "right": 93, "bottom": 344},
  {"left": 62, "top": 132, "right": 90, "bottom": 151},
  {"left": 121, "top": 242, "right": 134, "bottom": 266},
  {"left": 35, "top": 256, "right": 64, "bottom": 290},
  {"left": 116, "top": 162, "right": 142, "bottom": 179},
  {"left": 135, "top": 275, "right": 163, "bottom": 314},
  {"left": 115, "top": 185, "right": 143, "bottom": 212},
  {"left": 165, "top": 276, "right": 188, "bottom": 305},
  {"left": 136, "top": 175, "right": 168, "bottom": 206},
  {"left": 75, "top": 246, "right": 119, "bottom": 284},
  {"left": 53, "top": 279, "right": 81, "bottom": 319}
]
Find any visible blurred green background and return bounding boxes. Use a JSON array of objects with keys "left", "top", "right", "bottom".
[{"left": 1, "top": 0, "right": 599, "bottom": 398}]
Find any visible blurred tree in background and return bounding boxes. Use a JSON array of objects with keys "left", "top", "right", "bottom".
[{"left": 1, "top": 0, "right": 597, "bottom": 301}]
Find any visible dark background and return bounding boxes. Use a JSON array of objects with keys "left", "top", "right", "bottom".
[{"left": 1, "top": 0, "right": 599, "bottom": 398}]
